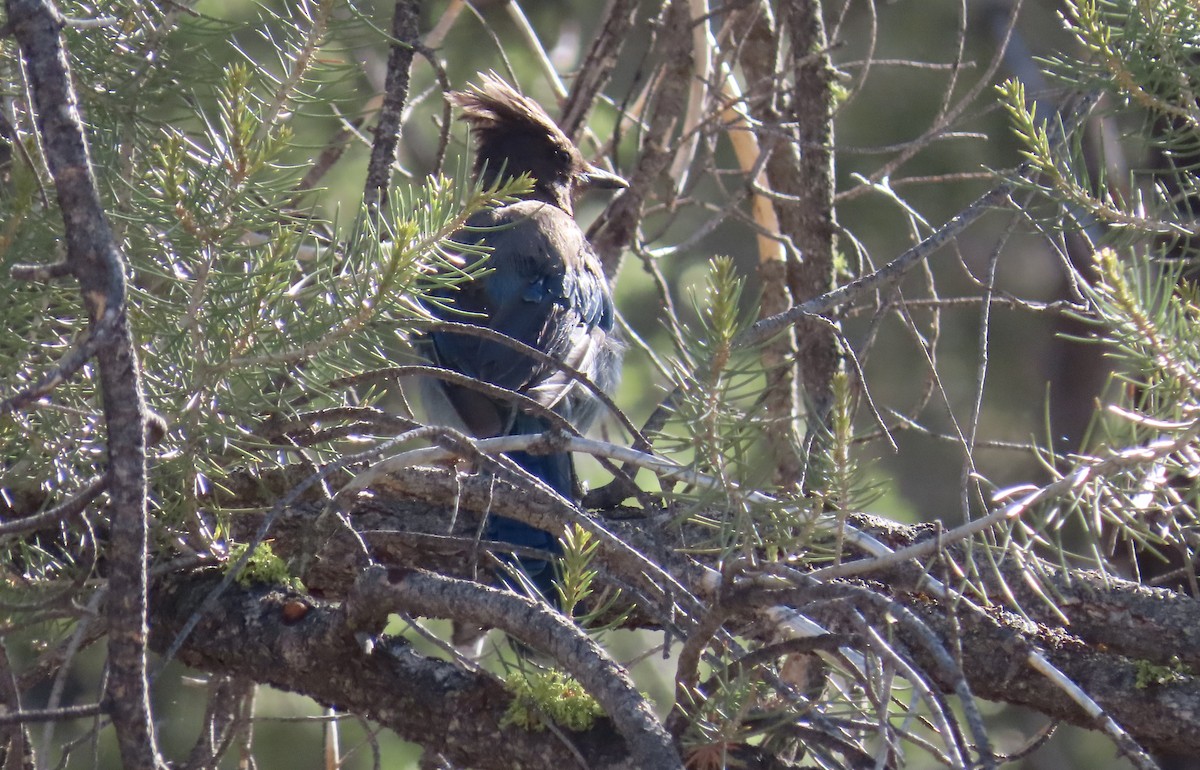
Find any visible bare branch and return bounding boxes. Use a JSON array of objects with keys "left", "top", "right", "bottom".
[
  {"left": 560, "top": 0, "right": 639, "bottom": 140},
  {"left": 590, "top": 0, "right": 694, "bottom": 278},
  {"left": 363, "top": 0, "right": 420, "bottom": 210},
  {"left": 150, "top": 571, "right": 657, "bottom": 770},
  {"left": 348, "top": 566, "right": 684, "bottom": 770},
  {"left": 4, "top": 1, "right": 158, "bottom": 767}
]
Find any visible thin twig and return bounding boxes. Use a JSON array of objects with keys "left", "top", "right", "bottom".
[{"left": 363, "top": 0, "right": 420, "bottom": 211}]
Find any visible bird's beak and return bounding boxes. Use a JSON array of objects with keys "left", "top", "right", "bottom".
[{"left": 578, "top": 163, "right": 628, "bottom": 190}]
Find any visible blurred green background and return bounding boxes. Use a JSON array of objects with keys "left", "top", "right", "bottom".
[{"left": 21, "top": 0, "right": 1138, "bottom": 766}]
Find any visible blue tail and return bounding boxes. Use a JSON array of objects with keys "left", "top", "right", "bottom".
[{"left": 485, "top": 413, "right": 571, "bottom": 604}]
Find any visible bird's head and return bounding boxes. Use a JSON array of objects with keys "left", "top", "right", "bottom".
[{"left": 451, "top": 73, "right": 627, "bottom": 215}]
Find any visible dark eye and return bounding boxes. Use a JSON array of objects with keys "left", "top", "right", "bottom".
[{"left": 555, "top": 149, "right": 571, "bottom": 165}]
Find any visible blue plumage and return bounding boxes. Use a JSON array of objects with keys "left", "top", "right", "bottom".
[{"left": 419, "top": 75, "right": 625, "bottom": 600}]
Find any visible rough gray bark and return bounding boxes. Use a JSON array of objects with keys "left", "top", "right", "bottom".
[
  {"left": 363, "top": 0, "right": 421, "bottom": 210},
  {"left": 4, "top": 1, "right": 159, "bottom": 768},
  {"left": 143, "top": 465, "right": 1200, "bottom": 761},
  {"left": 150, "top": 569, "right": 653, "bottom": 770}
]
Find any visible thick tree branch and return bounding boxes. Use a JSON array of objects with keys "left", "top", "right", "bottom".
[
  {"left": 729, "top": 0, "right": 840, "bottom": 446},
  {"left": 149, "top": 571, "right": 655, "bottom": 770},
  {"left": 132, "top": 456, "right": 1200, "bottom": 761},
  {"left": 840, "top": 514, "right": 1200, "bottom": 756},
  {"left": 188, "top": 471, "right": 1200, "bottom": 758},
  {"left": 897, "top": 589, "right": 1200, "bottom": 757},
  {"left": 854, "top": 513, "right": 1200, "bottom": 674},
  {"left": 347, "top": 567, "right": 684, "bottom": 770}
]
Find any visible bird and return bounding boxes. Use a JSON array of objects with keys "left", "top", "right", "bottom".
[{"left": 418, "top": 74, "right": 626, "bottom": 601}]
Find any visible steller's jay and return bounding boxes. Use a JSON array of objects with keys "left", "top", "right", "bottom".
[{"left": 419, "top": 74, "right": 626, "bottom": 602}]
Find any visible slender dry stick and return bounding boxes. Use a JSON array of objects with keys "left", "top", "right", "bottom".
[
  {"left": 363, "top": 0, "right": 420, "bottom": 211},
  {"left": 837, "top": 0, "right": 1024, "bottom": 204},
  {"left": 5, "top": 1, "right": 159, "bottom": 767},
  {"left": 560, "top": 0, "right": 639, "bottom": 140},
  {"left": 737, "top": 182, "right": 1015, "bottom": 350},
  {"left": 504, "top": 1, "right": 566, "bottom": 98},
  {"left": 0, "top": 325, "right": 111, "bottom": 415},
  {"left": 0, "top": 642, "right": 32, "bottom": 770},
  {"left": 423, "top": 0, "right": 463, "bottom": 48},
  {"left": 590, "top": 0, "right": 694, "bottom": 278},
  {"left": 0, "top": 704, "right": 104, "bottom": 728}
]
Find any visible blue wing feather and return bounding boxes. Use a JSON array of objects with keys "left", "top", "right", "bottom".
[{"left": 420, "top": 200, "right": 622, "bottom": 600}]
